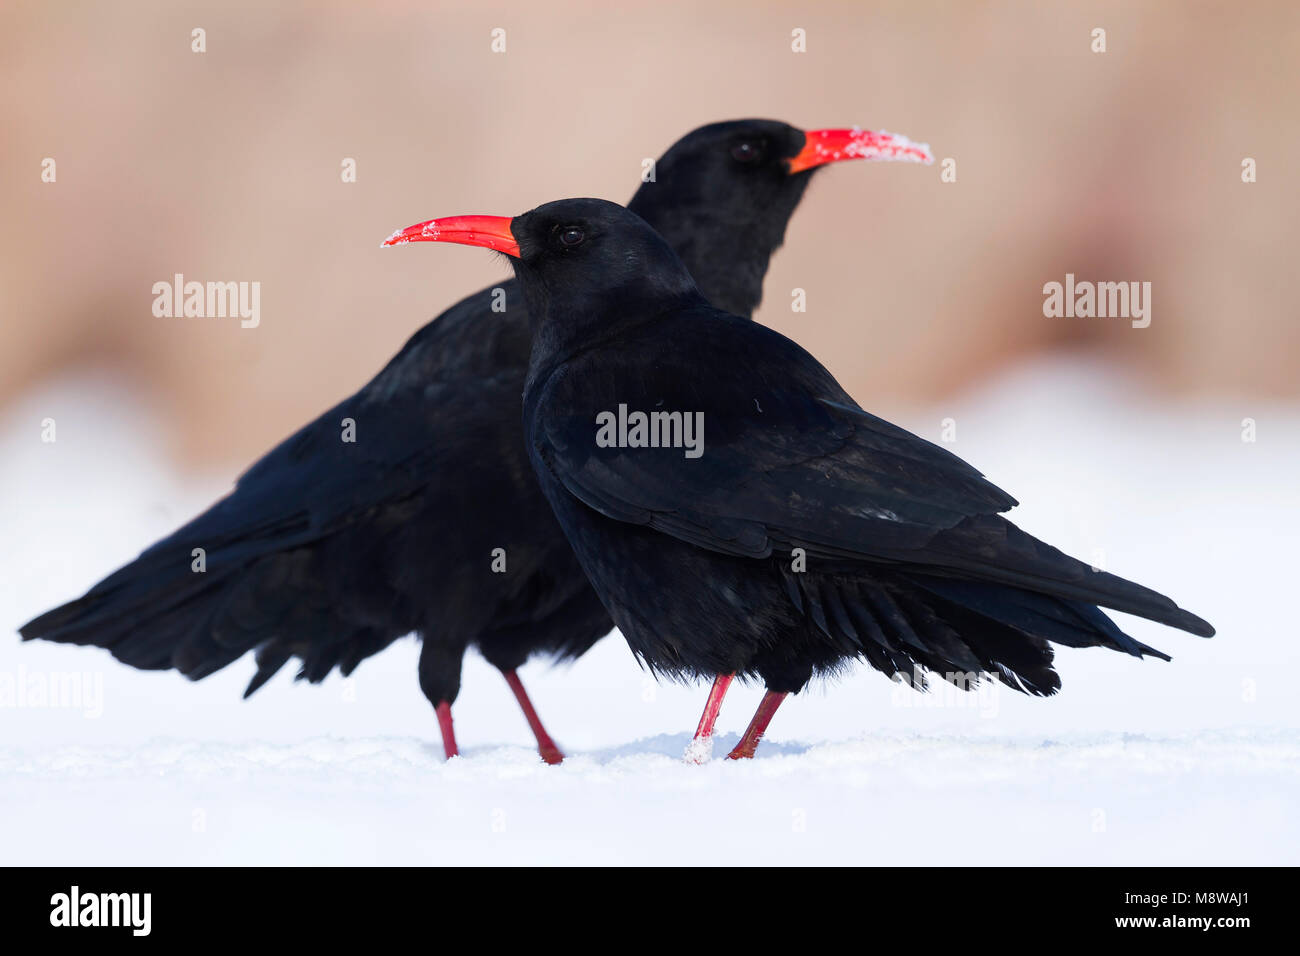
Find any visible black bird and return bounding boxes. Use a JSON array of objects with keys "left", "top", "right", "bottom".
[
  {"left": 396, "top": 198, "right": 1215, "bottom": 760},
  {"left": 20, "top": 121, "right": 932, "bottom": 762}
]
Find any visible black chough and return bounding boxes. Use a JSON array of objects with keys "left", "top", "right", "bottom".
[
  {"left": 404, "top": 198, "right": 1215, "bottom": 760},
  {"left": 20, "top": 122, "right": 931, "bottom": 762}
]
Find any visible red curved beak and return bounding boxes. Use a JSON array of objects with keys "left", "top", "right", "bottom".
[
  {"left": 788, "top": 128, "right": 934, "bottom": 173},
  {"left": 381, "top": 214, "right": 520, "bottom": 257}
]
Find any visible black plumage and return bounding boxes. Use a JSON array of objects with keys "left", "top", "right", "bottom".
[
  {"left": 416, "top": 197, "right": 1214, "bottom": 759},
  {"left": 20, "top": 120, "right": 918, "bottom": 761}
]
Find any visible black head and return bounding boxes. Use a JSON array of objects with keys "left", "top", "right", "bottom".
[
  {"left": 625, "top": 119, "right": 932, "bottom": 317},
  {"left": 632, "top": 120, "right": 811, "bottom": 231},
  {"left": 380, "top": 121, "right": 931, "bottom": 333},
  {"left": 382, "top": 199, "right": 704, "bottom": 361},
  {"left": 508, "top": 198, "right": 703, "bottom": 357},
  {"left": 511, "top": 198, "right": 693, "bottom": 290}
]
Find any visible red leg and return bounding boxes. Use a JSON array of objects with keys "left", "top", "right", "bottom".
[
  {"left": 435, "top": 700, "right": 459, "bottom": 759},
  {"left": 501, "top": 669, "right": 564, "bottom": 765},
  {"left": 684, "top": 673, "right": 735, "bottom": 763},
  {"left": 727, "top": 690, "right": 788, "bottom": 759}
]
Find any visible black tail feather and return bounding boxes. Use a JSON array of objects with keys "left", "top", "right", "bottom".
[
  {"left": 897, "top": 515, "right": 1215, "bottom": 638},
  {"left": 811, "top": 565, "right": 1180, "bottom": 698}
]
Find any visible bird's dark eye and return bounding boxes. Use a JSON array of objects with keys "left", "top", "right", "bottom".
[
  {"left": 558, "top": 226, "right": 585, "bottom": 247},
  {"left": 730, "top": 141, "right": 761, "bottom": 163}
]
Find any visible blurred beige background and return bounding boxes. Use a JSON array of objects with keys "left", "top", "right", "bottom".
[{"left": 2, "top": 0, "right": 1297, "bottom": 467}]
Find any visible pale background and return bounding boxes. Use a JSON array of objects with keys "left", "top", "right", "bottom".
[
  {"left": 1, "top": 1, "right": 1297, "bottom": 865},
  {"left": 2, "top": 0, "right": 1297, "bottom": 464}
]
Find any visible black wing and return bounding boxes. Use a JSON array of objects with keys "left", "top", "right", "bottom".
[
  {"left": 532, "top": 307, "right": 1212, "bottom": 636},
  {"left": 21, "top": 284, "right": 536, "bottom": 678}
]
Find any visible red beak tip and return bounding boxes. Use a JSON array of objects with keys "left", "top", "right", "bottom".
[
  {"left": 910, "top": 139, "right": 936, "bottom": 166},
  {"left": 793, "top": 127, "right": 935, "bottom": 172}
]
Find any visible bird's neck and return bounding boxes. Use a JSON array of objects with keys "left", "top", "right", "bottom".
[
  {"left": 628, "top": 194, "right": 803, "bottom": 320},
  {"left": 675, "top": 221, "right": 772, "bottom": 319},
  {"left": 518, "top": 277, "right": 702, "bottom": 393}
]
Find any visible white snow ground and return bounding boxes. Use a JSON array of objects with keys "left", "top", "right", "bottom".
[{"left": 2, "top": 358, "right": 1297, "bottom": 865}]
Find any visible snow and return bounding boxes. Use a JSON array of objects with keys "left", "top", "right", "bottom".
[
  {"left": 2, "top": 359, "right": 1297, "bottom": 865},
  {"left": 681, "top": 734, "right": 716, "bottom": 765},
  {"left": 4, "top": 731, "right": 1295, "bottom": 865}
]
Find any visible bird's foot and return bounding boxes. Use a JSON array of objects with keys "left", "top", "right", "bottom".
[
  {"left": 726, "top": 690, "right": 787, "bottom": 760},
  {"left": 435, "top": 700, "right": 459, "bottom": 759},
  {"left": 500, "top": 668, "right": 565, "bottom": 766},
  {"left": 683, "top": 672, "right": 735, "bottom": 764},
  {"left": 726, "top": 740, "right": 757, "bottom": 760},
  {"left": 683, "top": 734, "right": 715, "bottom": 764}
]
